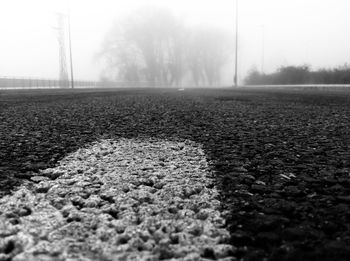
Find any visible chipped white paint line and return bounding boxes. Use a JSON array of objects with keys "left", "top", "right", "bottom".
[{"left": 0, "top": 139, "right": 234, "bottom": 260}]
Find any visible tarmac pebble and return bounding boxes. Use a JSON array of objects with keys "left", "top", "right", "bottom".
[{"left": 0, "top": 138, "right": 233, "bottom": 260}]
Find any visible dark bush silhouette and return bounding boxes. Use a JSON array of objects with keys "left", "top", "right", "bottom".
[{"left": 245, "top": 64, "right": 350, "bottom": 85}]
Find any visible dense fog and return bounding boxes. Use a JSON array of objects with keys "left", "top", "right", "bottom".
[
  {"left": 1, "top": 0, "right": 350, "bottom": 86},
  {"left": 98, "top": 7, "right": 233, "bottom": 86}
]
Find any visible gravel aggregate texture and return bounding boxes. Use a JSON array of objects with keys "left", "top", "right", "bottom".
[
  {"left": 1, "top": 87, "right": 350, "bottom": 260},
  {"left": 0, "top": 138, "right": 233, "bottom": 260}
]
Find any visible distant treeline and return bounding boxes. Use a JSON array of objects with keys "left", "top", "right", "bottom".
[
  {"left": 99, "top": 7, "right": 232, "bottom": 87},
  {"left": 245, "top": 65, "right": 350, "bottom": 85}
]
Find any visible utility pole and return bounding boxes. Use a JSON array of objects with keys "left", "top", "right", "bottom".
[
  {"left": 67, "top": 3, "right": 74, "bottom": 89},
  {"left": 53, "top": 13, "right": 69, "bottom": 88},
  {"left": 234, "top": 0, "right": 239, "bottom": 87}
]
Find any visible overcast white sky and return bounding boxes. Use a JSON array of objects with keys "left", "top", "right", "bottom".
[{"left": 0, "top": 0, "right": 350, "bottom": 83}]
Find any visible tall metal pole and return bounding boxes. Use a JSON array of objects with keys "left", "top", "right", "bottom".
[
  {"left": 68, "top": 3, "right": 74, "bottom": 89},
  {"left": 234, "top": 0, "right": 239, "bottom": 87},
  {"left": 261, "top": 24, "right": 265, "bottom": 74},
  {"left": 54, "top": 13, "right": 69, "bottom": 88}
]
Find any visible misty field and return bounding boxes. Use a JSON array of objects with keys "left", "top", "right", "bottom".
[{"left": 0, "top": 87, "right": 350, "bottom": 260}]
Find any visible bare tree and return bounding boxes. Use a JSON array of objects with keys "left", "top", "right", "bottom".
[
  {"left": 99, "top": 23, "right": 145, "bottom": 82},
  {"left": 188, "top": 27, "right": 232, "bottom": 86},
  {"left": 99, "top": 7, "right": 232, "bottom": 87},
  {"left": 100, "top": 7, "right": 184, "bottom": 86}
]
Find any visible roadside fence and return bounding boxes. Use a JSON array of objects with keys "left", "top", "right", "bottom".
[{"left": 0, "top": 77, "right": 159, "bottom": 89}]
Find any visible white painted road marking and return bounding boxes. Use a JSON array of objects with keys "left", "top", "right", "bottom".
[{"left": 0, "top": 139, "right": 234, "bottom": 260}]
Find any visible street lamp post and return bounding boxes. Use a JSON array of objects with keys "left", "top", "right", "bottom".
[
  {"left": 234, "top": 0, "right": 239, "bottom": 87},
  {"left": 68, "top": 3, "right": 74, "bottom": 89},
  {"left": 261, "top": 24, "right": 265, "bottom": 74}
]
